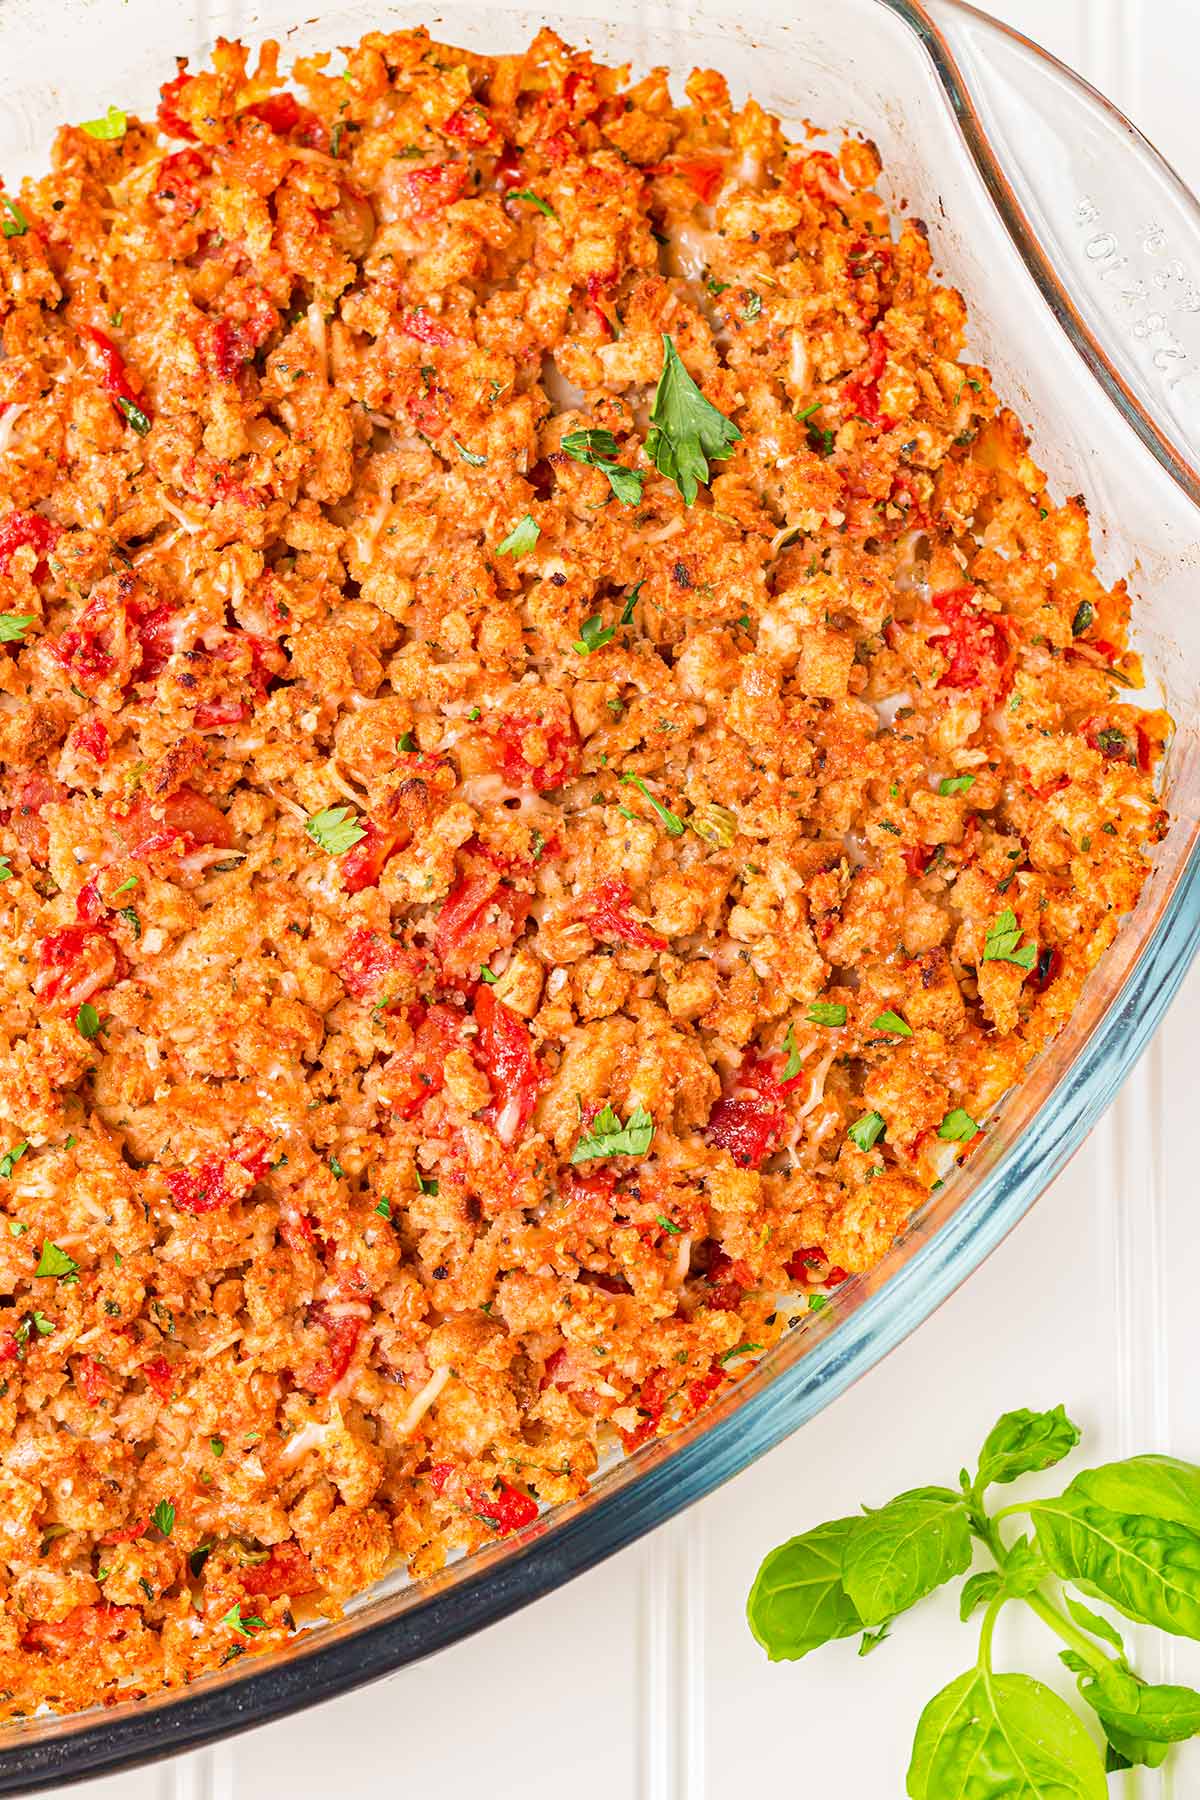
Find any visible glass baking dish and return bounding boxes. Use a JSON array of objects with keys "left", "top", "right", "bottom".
[{"left": 1, "top": 0, "right": 1198, "bottom": 1786}]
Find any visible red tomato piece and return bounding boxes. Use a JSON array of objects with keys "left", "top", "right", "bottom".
[
  {"left": 489, "top": 712, "right": 580, "bottom": 792},
  {"left": 442, "top": 101, "right": 498, "bottom": 147},
  {"left": 472, "top": 1480, "right": 538, "bottom": 1534},
  {"left": 80, "top": 327, "right": 152, "bottom": 428},
  {"left": 428, "top": 1460, "right": 454, "bottom": 1495},
  {"left": 340, "top": 817, "right": 401, "bottom": 894},
  {"left": 399, "top": 308, "right": 458, "bottom": 347},
  {"left": 0, "top": 1330, "right": 20, "bottom": 1363},
  {"left": 784, "top": 1245, "right": 827, "bottom": 1282},
  {"left": 71, "top": 715, "right": 110, "bottom": 764},
  {"left": 384, "top": 1003, "right": 466, "bottom": 1118},
  {"left": 297, "top": 1301, "right": 362, "bottom": 1396},
  {"left": 154, "top": 147, "right": 210, "bottom": 216},
  {"left": 400, "top": 162, "right": 470, "bottom": 218},
  {"left": 473, "top": 985, "right": 541, "bottom": 1145},
  {"left": 158, "top": 66, "right": 198, "bottom": 139},
  {"left": 166, "top": 1135, "right": 270, "bottom": 1216},
  {"left": 142, "top": 1355, "right": 174, "bottom": 1400},
  {"left": 493, "top": 145, "right": 522, "bottom": 192},
  {"left": 0, "top": 509, "right": 57, "bottom": 578},
  {"left": 842, "top": 328, "right": 892, "bottom": 427},
  {"left": 931, "top": 587, "right": 1009, "bottom": 693},
  {"left": 23, "top": 1603, "right": 138, "bottom": 1655},
  {"left": 241, "top": 94, "right": 304, "bottom": 135},
  {"left": 579, "top": 876, "right": 666, "bottom": 950},
  {"left": 651, "top": 156, "right": 725, "bottom": 203},
  {"left": 240, "top": 1539, "right": 317, "bottom": 1598},
  {"left": 75, "top": 1355, "right": 110, "bottom": 1406},
  {"left": 338, "top": 927, "right": 409, "bottom": 1001},
  {"left": 9, "top": 772, "right": 67, "bottom": 866},
  {"left": 120, "top": 786, "right": 233, "bottom": 858},
  {"left": 434, "top": 872, "right": 530, "bottom": 979},
  {"left": 33, "top": 924, "right": 117, "bottom": 1008},
  {"left": 705, "top": 1094, "right": 783, "bottom": 1170}
]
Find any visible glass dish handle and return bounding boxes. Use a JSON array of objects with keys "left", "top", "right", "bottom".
[{"left": 926, "top": 0, "right": 1200, "bottom": 475}]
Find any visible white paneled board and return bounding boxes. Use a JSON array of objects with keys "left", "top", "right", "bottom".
[{"left": 28, "top": 3, "right": 1200, "bottom": 1795}]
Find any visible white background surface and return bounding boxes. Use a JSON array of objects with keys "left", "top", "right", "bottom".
[{"left": 32, "top": 2, "right": 1200, "bottom": 1796}]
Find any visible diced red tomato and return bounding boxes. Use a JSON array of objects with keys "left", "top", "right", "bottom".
[
  {"left": 428, "top": 1460, "right": 455, "bottom": 1495},
  {"left": 100, "top": 1516, "right": 149, "bottom": 1546},
  {"left": 193, "top": 697, "right": 248, "bottom": 731},
  {"left": 1019, "top": 767, "right": 1070, "bottom": 803},
  {"left": 434, "top": 872, "right": 530, "bottom": 979},
  {"left": 931, "top": 587, "right": 1009, "bottom": 693},
  {"left": 204, "top": 289, "right": 280, "bottom": 383},
  {"left": 493, "top": 145, "right": 522, "bottom": 192},
  {"left": 787, "top": 149, "right": 854, "bottom": 206},
  {"left": 241, "top": 94, "right": 304, "bottom": 135},
  {"left": 158, "top": 65, "right": 198, "bottom": 140},
  {"left": 142, "top": 1355, "right": 174, "bottom": 1400},
  {"left": 71, "top": 715, "right": 111, "bottom": 764},
  {"left": 784, "top": 1244, "right": 827, "bottom": 1282},
  {"left": 165, "top": 1134, "right": 271, "bottom": 1216},
  {"left": 1136, "top": 723, "right": 1153, "bottom": 774},
  {"left": 0, "top": 509, "right": 58, "bottom": 579},
  {"left": 620, "top": 1366, "right": 675, "bottom": 1451},
  {"left": 650, "top": 156, "right": 725, "bottom": 203},
  {"left": 296, "top": 1300, "right": 363, "bottom": 1396},
  {"left": 0, "top": 1330, "right": 20, "bottom": 1363},
  {"left": 843, "top": 329, "right": 892, "bottom": 428},
  {"left": 240, "top": 1539, "right": 317, "bottom": 1598},
  {"left": 904, "top": 844, "right": 933, "bottom": 879},
  {"left": 75, "top": 1355, "right": 109, "bottom": 1406},
  {"left": 80, "top": 327, "right": 152, "bottom": 429},
  {"left": 846, "top": 236, "right": 894, "bottom": 279},
  {"left": 399, "top": 308, "right": 458, "bottom": 347},
  {"left": 696, "top": 1242, "right": 755, "bottom": 1311},
  {"left": 473, "top": 985, "right": 541, "bottom": 1145},
  {"left": 8, "top": 772, "right": 67, "bottom": 866},
  {"left": 384, "top": 1002, "right": 466, "bottom": 1118},
  {"left": 579, "top": 877, "right": 666, "bottom": 950},
  {"left": 471, "top": 1480, "right": 538, "bottom": 1534},
  {"left": 705, "top": 1094, "right": 782, "bottom": 1170},
  {"left": 22, "top": 1603, "right": 139, "bottom": 1655},
  {"left": 338, "top": 927, "right": 409, "bottom": 1001},
  {"left": 400, "top": 162, "right": 470, "bottom": 218},
  {"left": 154, "top": 147, "right": 210, "bottom": 217},
  {"left": 33, "top": 924, "right": 117, "bottom": 1008},
  {"left": 442, "top": 101, "right": 498, "bottom": 147},
  {"left": 684, "top": 1360, "right": 726, "bottom": 1418},
  {"left": 339, "top": 817, "right": 402, "bottom": 894},
  {"left": 120, "top": 786, "right": 233, "bottom": 859},
  {"left": 489, "top": 712, "right": 580, "bottom": 792}
]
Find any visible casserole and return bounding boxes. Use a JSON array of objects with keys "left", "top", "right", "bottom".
[{"left": 0, "top": 0, "right": 1196, "bottom": 1785}]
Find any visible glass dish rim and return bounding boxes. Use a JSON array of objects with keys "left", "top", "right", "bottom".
[{"left": 3, "top": 0, "right": 1200, "bottom": 1788}]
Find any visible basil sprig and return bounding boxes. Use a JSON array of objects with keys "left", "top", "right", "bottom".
[{"left": 748, "top": 1406, "right": 1200, "bottom": 1786}]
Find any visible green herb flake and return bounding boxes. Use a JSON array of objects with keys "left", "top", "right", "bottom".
[
  {"left": 848, "top": 1110, "right": 886, "bottom": 1153},
  {"left": 0, "top": 855, "right": 12, "bottom": 884},
  {"left": 780, "top": 1024, "right": 804, "bottom": 1083},
  {"left": 74, "top": 1003, "right": 101, "bottom": 1041},
  {"left": 113, "top": 875, "right": 138, "bottom": 895},
  {"left": 720, "top": 1341, "right": 763, "bottom": 1363},
  {"left": 1071, "top": 599, "right": 1095, "bottom": 638},
  {"left": 416, "top": 1172, "right": 439, "bottom": 1196},
  {"left": 117, "top": 396, "right": 151, "bottom": 436},
  {"left": 151, "top": 1499, "right": 175, "bottom": 1537},
  {"left": 938, "top": 774, "right": 976, "bottom": 797},
  {"left": 375, "top": 1196, "right": 392, "bottom": 1219},
  {"left": 0, "top": 1142, "right": 27, "bottom": 1180},
  {"left": 328, "top": 1154, "right": 345, "bottom": 1178},
  {"left": 618, "top": 772, "right": 685, "bottom": 837},
  {"left": 573, "top": 612, "right": 616, "bottom": 656},
  {"left": 508, "top": 187, "right": 556, "bottom": 218},
  {"left": 938, "top": 1107, "right": 978, "bottom": 1143},
  {"left": 656, "top": 1214, "right": 683, "bottom": 1235},
  {"left": 870, "top": 1010, "right": 912, "bottom": 1038},
  {"left": 35, "top": 1239, "right": 78, "bottom": 1283},
  {"left": 452, "top": 438, "right": 487, "bottom": 468},
  {"left": 1, "top": 197, "right": 29, "bottom": 239},
  {"left": 982, "top": 908, "right": 1037, "bottom": 972},
  {"left": 209, "top": 1436, "right": 224, "bottom": 1457},
  {"left": 0, "top": 614, "right": 36, "bottom": 644},
  {"left": 806, "top": 1002, "right": 847, "bottom": 1028},
  {"left": 81, "top": 105, "right": 128, "bottom": 141},
  {"left": 304, "top": 805, "right": 366, "bottom": 857},
  {"left": 221, "top": 1603, "right": 265, "bottom": 1638},
  {"left": 571, "top": 1102, "right": 655, "bottom": 1164},
  {"left": 645, "top": 334, "right": 741, "bottom": 505},
  {"left": 619, "top": 581, "right": 643, "bottom": 625},
  {"left": 742, "top": 291, "right": 762, "bottom": 321},
  {"left": 497, "top": 513, "right": 540, "bottom": 558},
  {"left": 560, "top": 428, "right": 645, "bottom": 506}
]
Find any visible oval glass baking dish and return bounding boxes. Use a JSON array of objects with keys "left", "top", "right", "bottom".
[{"left": 0, "top": 0, "right": 1198, "bottom": 1786}]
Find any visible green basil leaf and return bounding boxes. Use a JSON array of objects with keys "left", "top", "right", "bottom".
[
  {"left": 841, "top": 1488, "right": 971, "bottom": 1627},
  {"left": 976, "top": 1404, "right": 1081, "bottom": 1490},
  {"left": 906, "top": 1669, "right": 1108, "bottom": 1800},
  {"left": 746, "top": 1517, "right": 863, "bottom": 1661},
  {"left": 1067, "top": 1455, "right": 1200, "bottom": 1532},
  {"left": 1029, "top": 1491, "right": 1200, "bottom": 1639},
  {"left": 958, "top": 1570, "right": 1002, "bottom": 1622},
  {"left": 1062, "top": 1590, "right": 1124, "bottom": 1653},
  {"left": 1103, "top": 1724, "right": 1168, "bottom": 1771},
  {"left": 1001, "top": 1535, "right": 1048, "bottom": 1597},
  {"left": 645, "top": 333, "right": 741, "bottom": 505},
  {"left": 1080, "top": 1674, "right": 1200, "bottom": 1745}
]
